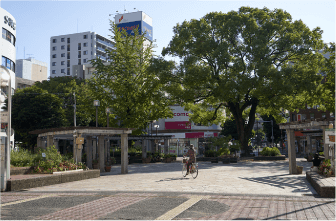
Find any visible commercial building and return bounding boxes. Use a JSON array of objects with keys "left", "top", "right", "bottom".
[
  {"left": 0, "top": 7, "right": 16, "bottom": 139},
  {"left": 15, "top": 57, "right": 47, "bottom": 82},
  {"left": 149, "top": 105, "right": 222, "bottom": 156},
  {"left": 50, "top": 31, "right": 114, "bottom": 78}
]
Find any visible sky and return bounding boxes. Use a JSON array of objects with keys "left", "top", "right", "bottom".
[{"left": 1, "top": 0, "right": 335, "bottom": 78}]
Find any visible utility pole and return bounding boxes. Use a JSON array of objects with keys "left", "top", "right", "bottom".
[{"left": 73, "top": 92, "right": 76, "bottom": 127}]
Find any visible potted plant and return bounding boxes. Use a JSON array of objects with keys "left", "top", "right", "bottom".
[
  {"left": 92, "top": 159, "right": 99, "bottom": 169},
  {"left": 105, "top": 161, "right": 112, "bottom": 172},
  {"left": 142, "top": 154, "right": 152, "bottom": 163}
]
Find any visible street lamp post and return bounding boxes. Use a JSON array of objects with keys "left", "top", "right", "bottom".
[
  {"left": 93, "top": 100, "right": 100, "bottom": 127},
  {"left": 106, "top": 107, "right": 111, "bottom": 127},
  {"left": 0, "top": 65, "right": 12, "bottom": 191}
]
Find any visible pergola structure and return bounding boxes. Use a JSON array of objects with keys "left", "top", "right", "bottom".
[
  {"left": 279, "top": 120, "right": 331, "bottom": 174},
  {"left": 30, "top": 127, "right": 133, "bottom": 174}
]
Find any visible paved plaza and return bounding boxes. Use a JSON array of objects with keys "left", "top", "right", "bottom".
[{"left": 1, "top": 158, "right": 335, "bottom": 220}]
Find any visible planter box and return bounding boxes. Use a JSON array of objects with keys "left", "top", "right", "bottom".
[
  {"left": 7, "top": 170, "right": 100, "bottom": 191},
  {"left": 211, "top": 158, "right": 218, "bottom": 163},
  {"left": 222, "top": 158, "right": 230, "bottom": 164},
  {"left": 254, "top": 155, "right": 286, "bottom": 161},
  {"left": 10, "top": 166, "right": 34, "bottom": 175},
  {"left": 230, "top": 158, "right": 238, "bottom": 163},
  {"left": 142, "top": 158, "right": 151, "bottom": 163}
]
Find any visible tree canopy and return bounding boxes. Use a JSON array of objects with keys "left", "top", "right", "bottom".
[
  {"left": 88, "top": 22, "right": 174, "bottom": 134},
  {"left": 4, "top": 87, "right": 65, "bottom": 150},
  {"left": 161, "top": 7, "right": 325, "bottom": 155}
]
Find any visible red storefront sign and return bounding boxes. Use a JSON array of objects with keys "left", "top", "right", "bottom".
[
  {"left": 185, "top": 132, "right": 204, "bottom": 138},
  {"left": 165, "top": 121, "right": 191, "bottom": 129}
]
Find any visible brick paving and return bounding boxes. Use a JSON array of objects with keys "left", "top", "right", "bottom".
[{"left": 2, "top": 159, "right": 335, "bottom": 220}]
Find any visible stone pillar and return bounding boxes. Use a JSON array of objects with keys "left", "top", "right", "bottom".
[
  {"left": 104, "top": 139, "right": 108, "bottom": 164},
  {"left": 98, "top": 135, "right": 105, "bottom": 173},
  {"left": 307, "top": 136, "right": 312, "bottom": 154},
  {"left": 77, "top": 134, "right": 82, "bottom": 163},
  {"left": 93, "top": 137, "right": 97, "bottom": 160},
  {"left": 322, "top": 126, "right": 330, "bottom": 159},
  {"left": 142, "top": 139, "right": 147, "bottom": 159},
  {"left": 107, "top": 139, "right": 111, "bottom": 163},
  {"left": 47, "top": 135, "right": 53, "bottom": 148},
  {"left": 37, "top": 137, "right": 42, "bottom": 148},
  {"left": 164, "top": 139, "right": 169, "bottom": 154},
  {"left": 287, "top": 129, "right": 297, "bottom": 174},
  {"left": 54, "top": 139, "right": 59, "bottom": 152},
  {"left": 121, "top": 133, "right": 128, "bottom": 174},
  {"left": 86, "top": 136, "right": 93, "bottom": 169}
]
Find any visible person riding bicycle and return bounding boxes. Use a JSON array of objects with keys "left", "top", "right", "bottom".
[{"left": 183, "top": 144, "right": 196, "bottom": 175}]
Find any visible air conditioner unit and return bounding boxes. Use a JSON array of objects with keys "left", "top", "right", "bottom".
[{"left": 297, "top": 114, "right": 302, "bottom": 121}]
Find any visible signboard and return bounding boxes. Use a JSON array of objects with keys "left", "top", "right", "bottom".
[
  {"left": 161, "top": 133, "right": 185, "bottom": 139},
  {"left": 185, "top": 132, "right": 204, "bottom": 139},
  {"left": 165, "top": 121, "right": 191, "bottom": 130},
  {"left": 76, "top": 137, "right": 84, "bottom": 145},
  {"left": 1, "top": 112, "right": 8, "bottom": 123},
  {"left": 117, "top": 21, "right": 142, "bottom": 36},
  {"left": 325, "top": 129, "right": 335, "bottom": 144},
  {"left": 166, "top": 106, "right": 190, "bottom": 122},
  {"left": 142, "top": 21, "right": 153, "bottom": 40}
]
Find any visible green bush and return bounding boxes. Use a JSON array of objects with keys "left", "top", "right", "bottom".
[
  {"left": 260, "top": 147, "right": 281, "bottom": 156},
  {"left": 205, "top": 150, "right": 217, "bottom": 157},
  {"left": 10, "top": 149, "right": 36, "bottom": 167},
  {"left": 11, "top": 145, "right": 87, "bottom": 174},
  {"left": 217, "top": 147, "right": 230, "bottom": 156},
  {"left": 319, "top": 152, "right": 324, "bottom": 156}
]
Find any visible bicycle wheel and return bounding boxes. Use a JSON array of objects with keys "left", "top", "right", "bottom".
[
  {"left": 182, "top": 164, "right": 187, "bottom": 177},
  {"left": 191, "top": 165, "right": 198, "bottom": 179}
]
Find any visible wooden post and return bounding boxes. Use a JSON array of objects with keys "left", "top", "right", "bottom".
[
  {"left": 121, "top": 133, "right": 128, "bottom": 174},
  {"left": 287, "top": 129, "right": 297, "bottom": 174},
  {"left": 98, "top": 135, "right": 105, "bottom": 173},
  {"left": 86, "top": 136, "right": 93, "bottom": 169}
]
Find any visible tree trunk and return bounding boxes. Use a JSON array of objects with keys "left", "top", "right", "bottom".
[{"left": 228, "top": 99, "right": 258, "bottom": 157}]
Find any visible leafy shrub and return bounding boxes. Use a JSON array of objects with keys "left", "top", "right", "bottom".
[
  {"left": 205, "top": 150, "right": 217, "bottom": 157},
  {"left": 10, "top": 149, "right": 36, "bottom": 167},
  {"left": 319, "top": 159, "right": 331, "bottom": 174},
  {"left": 260, "top": 147, "right": 281, "bottom": 156},
  {"left": 319, "top": 152, "right": 324, "bottom": 156},
  {"left": 217, "top": 147, "right": 230, "bottom": 156}
]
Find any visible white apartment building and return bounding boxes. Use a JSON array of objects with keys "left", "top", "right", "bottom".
[
  {"left": 16, "top": 57, "right": 48, "bottom": 82},
  {"left": 0, "top": 8, "right": 16, "bottom": 155},
  {"left": 50, "top": 31, "right": 114, "bottom": 78}
]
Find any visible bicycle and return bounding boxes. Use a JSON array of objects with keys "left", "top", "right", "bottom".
[{"left": 182, "top": 157, "right": 198, "bottom": 179}]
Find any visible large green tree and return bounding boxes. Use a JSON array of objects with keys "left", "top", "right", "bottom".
[
  {"left": 3, "top": 87, "right": 65, "bottom": 150},
  {"left": 88, "top": 22, "right": 174, "bottom": 134},
  {"left": 161, "top": 7, "right": 325, "bottom": 155},
  {"left": 321, "top": 42, "right": 335, "bottom": 113},
  {"left": 34, "top": 76, "right": 92, "bottom": 126}
]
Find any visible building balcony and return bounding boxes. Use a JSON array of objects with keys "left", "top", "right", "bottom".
[{"left": 97, "top": 39, "right": 114, "bottom": 49}]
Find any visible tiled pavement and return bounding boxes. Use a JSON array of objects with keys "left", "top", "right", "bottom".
[{"left": 1, "top": 158, "right": 335, "bottom": 220}]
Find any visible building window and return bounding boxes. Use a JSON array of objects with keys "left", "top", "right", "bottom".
[
  {"left": 84, "top": 34, "right": 87, "bottom": 39},
  {"left": 83, "top": 51, "right": 88, "bottom": 55},
  {"left": 61, "top": 61, "right": 65, "bottom": 65},
  {"left": 2, "top": 28, "right": 16, "bottom": 46},
  {"left": 67, "top": 68, "right": 70, "bottom": 75},
  {"left": 61, "top": 45, "right": 65, "bottom": 50},
  {"left": 52, "top": 39, "right": 57, "bottom": 43},
  {"left": 52, "top": 46, "right": 57, "bottom": 51},
  {"left": 78, "top": 59, "right": 81, "bottom": 65},
  {"left": 52, "top": 70, "right": 56, "bottom": 74},
  {"left": 2, "top": 56, "right": 15, "bottom": 72},
  {"left": 78, "top": 43, "right": 81, "bottom": 50},
  {"left": 78, "top": 51, "right": 81, "bottom": 58},
  {"left": 67, "top": 38, "right": 70, "bottom": 43},
  {"left": 292, "top": 114, "right": 296, "bottom": 122},
  {"left": 52, "top": 54, "right": 57, "bottom": 58},
  {"left": 67, "top": 52, "right": 70, "bottom": 59},
  {"left": 61, "top": 69, "right": 65, "bottom": 73},
  {"left": 67, "top": 45, "right": 70, "bottom": 51},
  {"left": 61, "top": 53, "right": 65, "bottom": 57},
  {"left": 52, "top": 62, "right": 56, "bottom": 66},
  {"left": 84, "top": 42, "right": 88, "bottom": 47},
  {"left": 83, "top": 59, "right": 87, "bottom": 63},
  {"left": 67, "top": 60, "right": 70, "bottom": 67},
  {"left": 310, "top": 113, "right": 314, "bottom": 119},
  {"left": 61, "top": 38, "right": 65, "bottom": 42}
]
